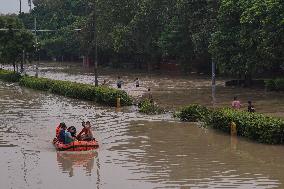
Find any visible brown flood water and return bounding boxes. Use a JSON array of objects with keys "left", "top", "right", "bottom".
[{"left": 1, "top": 62, "right": 284, "bottom": 189}]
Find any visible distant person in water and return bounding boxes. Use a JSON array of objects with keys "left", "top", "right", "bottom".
[
  {"left": 232, "top": 96, "right": 241, "bottom": 109},
  {"left": 135, "top": 78, "right": 140, "bottom": 87},
  {"left": 146, "top": 88, "right": 153, "bottom": 103},
  {"left": 102, "top": 79, "right": 107, "bottom": 86},
  {"left": 247, "top": 101, "right": 255, "bottom": 113},
  {"left": 117, "top": 76, "right": 123, "bottom": 88}
]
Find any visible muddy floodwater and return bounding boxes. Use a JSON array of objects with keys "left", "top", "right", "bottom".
[{"left": 1, "top": 62, "right": 284, "bottom": 189}]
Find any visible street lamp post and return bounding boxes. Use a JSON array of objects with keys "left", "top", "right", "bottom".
[
  {"left": 34, "top": 17, "right": 39, "bottom": 77},
  {"left": 28, "top": 0, "right": 32, "bottom": 12},
  {"left": 92, "top": 0, "right": 99, "bottom": 87},
  {"left": 88, "top": 0, "right": 99, "bottom": 87},
  {"left": 19, "top": 0, "right": 22, "bottom": 14}
]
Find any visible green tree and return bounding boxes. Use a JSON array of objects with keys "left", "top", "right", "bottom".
[
  {"left": 0, "top": 15, "right": 35, "bottom": 72},
  {"left": 210, "top": 0, "right": 284, "bottom": 84}
]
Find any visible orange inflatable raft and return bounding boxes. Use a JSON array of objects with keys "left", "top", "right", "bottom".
[{"left": 53, "top": 138, "right": 99, "bottom": 151}]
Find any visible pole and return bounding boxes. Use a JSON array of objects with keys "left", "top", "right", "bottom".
[
  {"left": 28, "top": 0, "right": 32, "bottom": 12},
  {"left": 21, "top": 49, "right": 25, "bottom": 72},
  {"left": 212, "top": 60, "right": 216, "bottom": 107},
  {"left": 93, "top": 1, "right": 99, "bottom": 87},
  {"left": 19, "top": 0, "right": 22, "bottom": 14},
  {"left": 34, "top": 17, "right": 39, "bottom": 77}
]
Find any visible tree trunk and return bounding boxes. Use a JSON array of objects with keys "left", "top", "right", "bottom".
[{"left": 244, "top": 73, "right": 252, "bottom": 87}]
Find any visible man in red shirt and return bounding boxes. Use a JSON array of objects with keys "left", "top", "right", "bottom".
[{"left": 77, "top": 121, "right": 94, "bottom": 141}]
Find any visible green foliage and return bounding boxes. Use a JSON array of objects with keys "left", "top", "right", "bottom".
[
  {"left": 23, "top": 0, "right": 219, "bottom": 70},
  {"left": 0, "top": 15, "right": 35, "bottom": 68},
  {"left": 138, "top": 99, "right": 164, "bottom": 115},
  {"left": 265, "top": 79, "right": 284, "bottom": 91},
  {"left": 178, "top": 104, "right": 284, "bottom": 144},
  {"left": 21, "top": 0, "right": 87, "bottom": 60},
  {"left": 0, "top": 69, "right": 22, "bottom": 82},
  {"left": 210, "top": 0, "right": 284, "bottom": 79},
  {"left": 19, "top": 76, "right": 132, "bottom": 106},
  {"left": 206, "top": 108, "right": 284, "bottom": 144},
  {"left": 177, "top": 104, "right": 212, "bottom": 122},
  {"left": 19, "top": 76, "right": 54, "bottom": 90}
]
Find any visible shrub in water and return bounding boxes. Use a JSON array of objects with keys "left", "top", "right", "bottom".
[
  {"left": 265, "top": 78, "right": 284, "bottom": 91},
  {"left": 178, "top": 104, "right": 284, "bottom": 144},
  {"left": 19, "top": 76, "right": 132, "bottom": 106},
  {"left": 0, "top": 69, "right": 22, "bottom": 82},
  {"left": 177, "top": 104, "right": 211, "bottom": 122},
  {"left": 138, "top": 99, "right": 164, "bottom": 115},
  {"left": 206, "top": 108, "right": 284, "bottom": 144}
]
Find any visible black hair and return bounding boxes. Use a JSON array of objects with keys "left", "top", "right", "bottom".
[
  {"left": 234, "top": 96, "right": 237, "bottom": 100},
  {"left": 60, "top": 122, "right": 66, "bottom": 127}
]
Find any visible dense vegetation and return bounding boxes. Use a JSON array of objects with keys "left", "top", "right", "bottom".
[
  {"left": 177, "top": 105, "right": 284, "bottom": 144},
  {"left": 265, "top": 78, "right": 284, "bottom": 91},
  {"left": 0, "top": 69, "right": 22, "bottom": 82},
  {"left": 19, "top": 0, "right": 218, "bottom": 72},
  {"left": 177, "top": 104, "right": 212, "bottom": 122},
  {"left": 0, "top": 15, "right": 35, "bottom": 71},
  {"left": 138, "top": 99, "right": 164, "bottom": 115},
  {"left": 1, "top": 0, "right": 283, "bottom": 81},
  {"left": 210, "top": 0, "right": 284, "bottom": 85},
  {"left": 19, "top": 76, "right": 133, "bottom": 106}
]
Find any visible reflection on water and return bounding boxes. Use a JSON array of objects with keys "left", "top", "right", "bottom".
[
  {"left": 1, "top": 63, "right": 284, "bottom": 188},
  {"left": 57, "top": 151, "right": 97, "bottom": 177}
]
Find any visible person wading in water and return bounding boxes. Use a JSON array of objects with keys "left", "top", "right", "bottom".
[{"left": 232, "top": 96, "right": 241, "bottom": 110}]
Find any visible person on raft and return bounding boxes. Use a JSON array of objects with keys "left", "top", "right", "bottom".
[
  {"left": 59, "top": 124, "right": 67, "bottom": 143},
  {"left": 65, "top": 126, "right": 76, "bottom": 144},
  {"left": 56, "top": 122, "right": 66, "bottom": 139},
  {"left": 77, "top": 121, "right": 94, "bottom": 141}
]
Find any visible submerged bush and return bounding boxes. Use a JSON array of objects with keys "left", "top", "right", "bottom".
[
  {"left": 138, "top": 99, "right": 164, "bottom": 115},
  {"left": 19, "top": 76, "right": 53, "bottom": 91},
  {"left": 206, "top": 108, "right": 284, "bottom": 144},
  {"left": 177, "top": 104, "right": 211, "bottom": 122},
  {"left": 0, "top": 69, "right": 22, "bottom": 82},
  {"left": 19, "top": 76, "right": 132, "bottom": 106},
  {"left": 178, "top": 104, "right": 284, "bottom": 144},
  {"left": 265, "top": 79, "right": 284, "bottom": 91}
]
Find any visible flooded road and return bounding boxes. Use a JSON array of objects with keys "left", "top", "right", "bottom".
[
  {"left": 1, "top": 62, "right": 284, "bottom": 188},
  {"left": 6, "top": 61, "right": 284, "bottom": 117}
]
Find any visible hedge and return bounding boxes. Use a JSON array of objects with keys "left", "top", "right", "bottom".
[
  {"left": 176, "top": 104, "right": 211, "bottom": 122},
  {"left": 138, "top": 99, "right": 164, "bottom": 115},
  {"left": 19, "top": 76, "right": 133, "bottom": 106},
  {"left": 178, "top": 105, "right": 284, "bottom": 144},
  {"left": 265, "top": 78, "right": 284, "bottom": 91},
  {"left": 0, "top": 70, "right": 132, "bottom": 106},
  {"left": 0, "top": 69, "right": 22, "bottom": 82}
]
